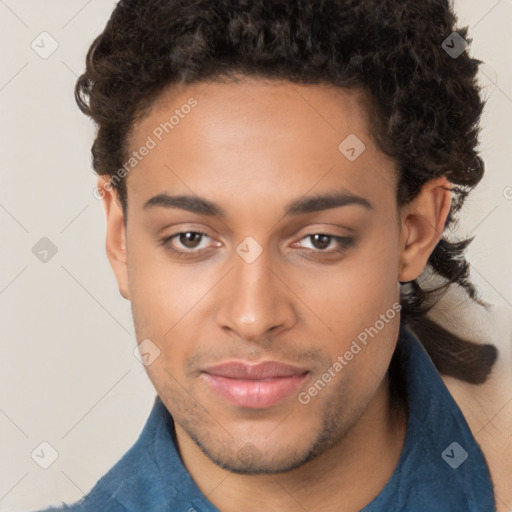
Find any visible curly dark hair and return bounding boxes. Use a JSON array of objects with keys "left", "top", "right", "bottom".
[{"left": 75, "top": 0, "right": 497, "bottom": 384}]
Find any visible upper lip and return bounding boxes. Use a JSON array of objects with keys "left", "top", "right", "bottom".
[{"left": 203, "top": 361, "right": 309, "bottom": 380}]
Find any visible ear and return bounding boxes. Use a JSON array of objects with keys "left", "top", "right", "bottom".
[
  {"left": 98, "top": 176, "right": 130, "bottom": 300},
  {"left": 398, "top": 176, "right": 452, "bottom": 283}
]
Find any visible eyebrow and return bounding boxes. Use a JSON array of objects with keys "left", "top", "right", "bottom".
[
  {"left": 144, "top": 194, "right": 224, "bottom": 216},
  {"left": 285, "top": 191, "right": 373, "bottom": 215},
  {"left": 143, "top": 190, "right": 373, "bottom": 217}
]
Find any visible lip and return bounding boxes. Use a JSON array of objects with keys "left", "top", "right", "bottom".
[{"left": 202, "top": 361, "right": 309, "bottom": 409}]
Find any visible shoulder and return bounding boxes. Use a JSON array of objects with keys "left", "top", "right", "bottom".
[
  {"left": 30, "top": 413, "right": 155, "bottom": 512},
  {"left": 442, "top": 305, "right": 512, "bottom": 512}
]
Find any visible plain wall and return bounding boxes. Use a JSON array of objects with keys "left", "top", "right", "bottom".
[{"left": 0, "top": 1, "right": 511, "bottom": 510}]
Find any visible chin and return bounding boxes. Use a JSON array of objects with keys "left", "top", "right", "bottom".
[{"left": 188, "top": 427, "right": 332, "bottom": 475}]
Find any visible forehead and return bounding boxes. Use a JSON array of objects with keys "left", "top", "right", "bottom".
[
  {"left": 133, "top": 77, "right": 372, "bottom": 149},
  {"left": 126, "top": 78, "right": 397, "bottom": 213}
]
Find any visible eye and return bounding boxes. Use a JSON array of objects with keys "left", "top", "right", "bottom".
[
  {"left": 293, "top": 234, "right": 354, "bottom": 253},
  {"left": 160, "top": 231, "right": 214, "bottom": 257}
]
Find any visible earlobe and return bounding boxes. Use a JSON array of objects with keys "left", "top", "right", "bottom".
[
  {"left": 398, "top": 177, "right": 452, "bottom": 283},
  {"left": 97, "top": 176, "right": 131, "bottom": 301}
]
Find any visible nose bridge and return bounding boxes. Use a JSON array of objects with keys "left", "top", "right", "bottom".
[{"left": 216, "top": 242, "right": 295, "bottom": 339}]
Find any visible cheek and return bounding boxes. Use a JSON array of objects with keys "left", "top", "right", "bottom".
[
  {"left": 295, "top": 235, "right": 400, "bottom": 332},
  {"left": 294, "top": 235, "right": 401, "bottom": 384},
  {"left": 127, "top": 233, "right": 204, "bottom": 325},
  {"left": 126, "top": 237, "right": 221, "bottom": 373}
]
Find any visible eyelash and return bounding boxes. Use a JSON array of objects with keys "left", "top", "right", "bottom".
[{"left": 159, "top": 231, "right": 354, "bottom": 259}]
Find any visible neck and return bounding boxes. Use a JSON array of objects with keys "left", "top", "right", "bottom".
[{"left": 175, "top": 373, "right": 408, "bottom": 512}]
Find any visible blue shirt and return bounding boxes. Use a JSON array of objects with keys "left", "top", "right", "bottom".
[{"left": 35, "top": 326, "right": 496, "bottom": 512}]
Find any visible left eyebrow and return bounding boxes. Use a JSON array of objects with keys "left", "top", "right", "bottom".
[{"left": 284, "top": 191, "right": 374, "bottom": 215}]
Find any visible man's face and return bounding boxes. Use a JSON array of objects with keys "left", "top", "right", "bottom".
[{"left": 115, "top": 78, "right": 405, "bottom": 473}]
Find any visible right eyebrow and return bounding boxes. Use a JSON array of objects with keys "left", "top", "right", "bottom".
[{"left": 143, "top": 194, "right": 226, "bottom": 217}]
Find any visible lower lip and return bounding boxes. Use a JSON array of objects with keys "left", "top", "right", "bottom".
[{"left": 202, "top": 373, "right": 309, "bottom": 409}]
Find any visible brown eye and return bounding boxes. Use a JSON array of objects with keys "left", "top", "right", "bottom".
[
  {"left": 294, "top": 234, "right": 355, "bottom": 254},
  {"left": 160, "top": 231, "right": 213, "bottom": 258},
  {"left": 178, "top": 232, "right": 204, "bottom": 249},
  {"left": 309, "top": 234, "right": 331, "bottom": 250}
]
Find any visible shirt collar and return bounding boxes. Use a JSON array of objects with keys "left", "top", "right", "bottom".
[{"left": 361, "top": 324, "right": 495, "bottom": 511}]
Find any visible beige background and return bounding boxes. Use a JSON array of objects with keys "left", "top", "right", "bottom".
[{"left": 0, "top": 0, "right": 511, "bottom": 510}]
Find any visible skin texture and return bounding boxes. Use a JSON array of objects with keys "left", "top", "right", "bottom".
[{"left": 99, "top": 77, "right": 451, "bottom": 512}]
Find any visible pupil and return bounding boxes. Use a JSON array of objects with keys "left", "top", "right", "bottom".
[
  {"left": 312, "top": 234, "right": 330, "bottom": 249},
  {"left": 181, "top": 232, "right": 201, "bottom": 248}
]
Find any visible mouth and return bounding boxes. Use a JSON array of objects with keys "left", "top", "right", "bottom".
[{"left": 201, "top": 361, "right": 310, "bottom": 409}]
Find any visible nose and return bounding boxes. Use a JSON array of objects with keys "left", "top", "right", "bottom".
[{"left": 215, "top": 247, "right": 297, "bottom": 342}]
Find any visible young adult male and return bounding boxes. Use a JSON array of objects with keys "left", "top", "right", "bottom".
[{"left": 35, "top": 0, "right": 504, "bottom": 510}]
